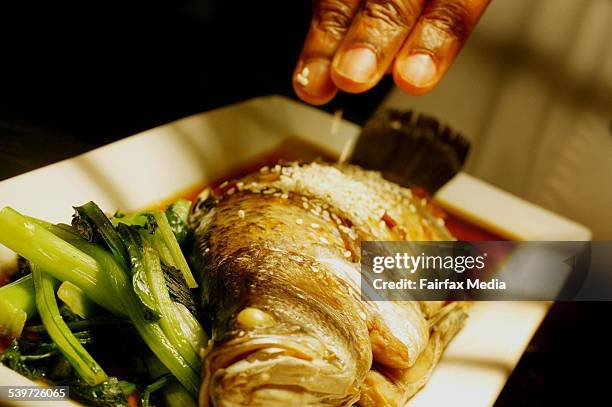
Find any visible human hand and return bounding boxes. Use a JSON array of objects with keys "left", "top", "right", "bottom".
[{"left": 293, "top": 0, "right": 490, "bottom": 105}]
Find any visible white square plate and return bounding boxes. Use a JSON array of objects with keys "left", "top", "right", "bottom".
[{"left": 0, "top": 95, "right": 591, "bottom": 406}]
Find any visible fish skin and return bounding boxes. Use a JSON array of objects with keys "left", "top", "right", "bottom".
[{"left": 190, "top": 163, "right": 459, "bottom": 407}]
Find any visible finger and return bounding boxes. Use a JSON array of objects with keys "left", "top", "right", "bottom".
[
  {"left": 331, "top": 0, "right": 426, "bottom": 93},
  {"left": 393, "top": 0, "right": 490, "bottom": 95},
  {"left": 293, "top": 0, "right": 361, "bottom": 105}
]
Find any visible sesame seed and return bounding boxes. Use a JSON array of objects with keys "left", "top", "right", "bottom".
[
  {"left": 260, "top": 166, "right": 270, "bottom": 174},
  {"left": 409, "top": 204, "right": 417, "bottom": 213},
  {"left": 302, "top": 202, "right": 309, "bottom": 209},
  {"left": 238, "top": 210, "right": 245, "bottom": 219},
  {"left": 227, "top": 188, "right": 236, "bottom": 195},
  {"left": 311, "top": 223, "right": 320, "bottom": 229},
  {"left": 319, "top": 236, "right": 329, "bottom": 244},
  {"left": 219, "top": 181, "right": 228, "bottom": 188},
  {"left": 436, "top": 217, "right": 445, "bottom": 226},
  {"left": 343, "top": 250, "right": 352, "bottom": 258},
  {"left": 281, "top": 193, "right": 289, "bottom": 199},
  {"left": 302, "top": 66, "right": 310, "bottom": 77},
  {"left": 296, "top": 218, "right": 303, "bottom": 225},
  {"left": 204, "top": 248, "right": 210, "bottom": 253},
  {"left": 236, "top": 182, "right": 244, "bottom": 190}
]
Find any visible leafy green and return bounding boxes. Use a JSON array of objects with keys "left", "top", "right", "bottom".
[
  {"left": 63, "top": 376, "right": 134, "bottom": 407},
  {"left": 0, "top": 340, "right": 45, "bottom": 380},
  {"left": 0, "top": 206, "right": 201, "bottom": 396},
  {"left": 73, "top": 201, "right": 129, "bottom": 271},
  {"left": 165, "top": 199, "right": 192, "bottom": 246}
]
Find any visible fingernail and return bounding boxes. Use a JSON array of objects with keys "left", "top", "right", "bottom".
[
  {"left": 295, "top": 60, "right": 335, "bottom": 97},
  {"left": 335, "top": 47, "right": 377, "bottom": 83},
  {"left": 398, "top": 54, "right": 437, "bottom": 87}
]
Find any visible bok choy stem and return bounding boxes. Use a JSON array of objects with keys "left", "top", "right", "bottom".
[
  {"left": 0, "top": 275, "right": 36, "bottom": 338},
  {"left": 0, "top": 208, "right": 124, "bottom": 316},
  {"left": 31, "top": 263, "right": 108, "bottom": 386},
  {"left": 151, "top": 212, "right": 197, "bottom": 288},
  {"left": 57, "top": 281, "right": 103, "bottom": 319}
]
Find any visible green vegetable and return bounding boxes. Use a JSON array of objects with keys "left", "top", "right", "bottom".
[
  {"left": 165, "top": 199, "right": 192, "bottom": 246},
  {"left": 111, "top": 211, "right": 147, "bottom": 228},
  {"left": 0, "top": 275, "right": 36, "bottom": 338},
  {"left": 57, "top": 281, "right": 103, "bottom": 319},
  {"left": 73, "top": 201, "right": 129, "bottom": 271},
  {"left": 66, "top": 376, "right": 134, "bottom": 407},
  {"left": 117, "top": 224, "right": 162, "bottom": 321},
  {"left": 31, "top": 262, "right": 108, "bottom": 386},
  {"left": 0, "top": 340, "right": 45, "bottom": 380},
  {"left": 70, "top": 238, "right": 200, "bottom": 395},
  {"left": 173, "top": 302, "right": 207, "bottom": 355},
  {"left": 0, "top": 208, "right": 123, "bottom": 316},
  {"left": 0, "top": 206, "right": 200, "bottom": 395},
  {"left": 118, "top": 225, "right": 201, "bottom": 373},
  {"left": 150, "top": 211, "right": 197, "bottom": 288}
]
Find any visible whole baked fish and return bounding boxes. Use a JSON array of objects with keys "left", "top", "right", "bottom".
[{"left": 190, "top": 162, "right": 468, "bottom": 407}]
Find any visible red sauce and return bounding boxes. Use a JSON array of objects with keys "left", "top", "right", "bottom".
[{"left": 0, "top": 336, "right": 9, "bottom": 353}]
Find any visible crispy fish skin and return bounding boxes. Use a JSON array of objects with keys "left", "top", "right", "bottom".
[{"left": 191, "top": 163, "right": 465, "bottom": 407}]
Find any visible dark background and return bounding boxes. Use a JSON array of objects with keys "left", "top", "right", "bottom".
[{"left": 0, "top": 1, "right": 604, "bottom": 405}]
